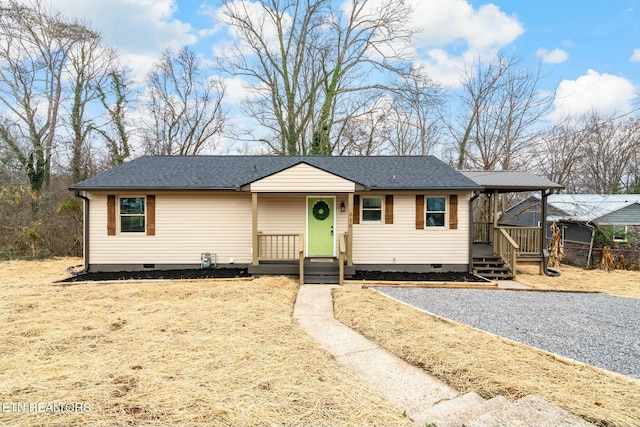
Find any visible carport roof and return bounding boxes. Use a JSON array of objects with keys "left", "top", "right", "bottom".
[{"left": 461, "top": 170, "right": 563, "bottom": 193}]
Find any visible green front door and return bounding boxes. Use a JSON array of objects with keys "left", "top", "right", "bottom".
[{"left": 307, "top": 197, "right": 335, "bottom": 256}]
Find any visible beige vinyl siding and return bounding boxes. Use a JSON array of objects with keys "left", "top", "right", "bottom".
[
  {"left": 249, "top": 163, "right": 356, "bottom": 193},
  {"left": 352, "top": 193, "right": 471, "bottom": 265},
  {"left": 88, "top": 192, "right": 253, "bottom": 265}
]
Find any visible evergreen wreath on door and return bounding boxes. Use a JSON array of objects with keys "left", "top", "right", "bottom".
[{"left": 312, "top": 200, "right": 330, "bottom": 220}]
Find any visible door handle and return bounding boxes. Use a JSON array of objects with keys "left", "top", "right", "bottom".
[{"left": 330, "top": 226, "right": 334, "bottom": 236}]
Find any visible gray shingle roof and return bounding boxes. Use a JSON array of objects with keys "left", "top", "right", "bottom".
[{"left": 70, "top": 155, "right": 482, "bottom": 191}]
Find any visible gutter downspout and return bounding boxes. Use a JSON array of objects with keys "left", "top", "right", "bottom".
[
  {"left": 71, "top": 191, "right": 90, "bottom": 275},
  {"left": 585, "top": 222, "right": 596, "bottom": 269},
  {"left": 469, "top": 191, "right": 481, "bottom": 273}
]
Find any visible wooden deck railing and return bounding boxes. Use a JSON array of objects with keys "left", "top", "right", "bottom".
[
  {"left": 494, "top": 228, "right": 519, "bottom": 272},
  {"left": 257, "top": 233, "right": 305, "bottom": 285},
  {"left": 258, "top": 233, "right": 301, "bottom": 261},
  {"left": 501, "top": 226, "right": 541, "bottom": 254},
  {"left": 257, "top": 231, "right": 350, "bottom": 285}
]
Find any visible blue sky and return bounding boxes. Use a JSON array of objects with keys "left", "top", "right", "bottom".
[{"left": 41, "top": 0, "right": 640, "bottom": 120}]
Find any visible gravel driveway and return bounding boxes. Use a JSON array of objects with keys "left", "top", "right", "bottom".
[{"left": 375, "top": 288, "right": 640, "bottom": 379}]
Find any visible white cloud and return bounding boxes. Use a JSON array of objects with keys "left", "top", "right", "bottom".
[
  {"left": 552, "top": 69, "right": 637, "bottom": 120},
  {"left": 35, "top": 0, "right": 198, "bottom": 82},
  {"left": 410, "top": 0, "right": 523, "bottom": 51},
  {"left": 631, "top": 49, "right": 640, "bottom": 62},
  {"left": 413, "top": 50, "right": 470, "bottom": 88},
  {"left": 407, "top": 0, "right": 523, "bottom": 88},
  {"left": 223, "top": 76, "right": 262, "bottom": 106},
  {"left": 537, "top": 48, "right": 568, "bottom": 64}
]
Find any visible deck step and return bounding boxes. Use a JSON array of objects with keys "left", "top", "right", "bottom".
[
  {"left": 304, "top": 258, "right": 340, "bottom": 284},
  {"left": 473, "top": 256, "right": 514, "bottom": 280}
]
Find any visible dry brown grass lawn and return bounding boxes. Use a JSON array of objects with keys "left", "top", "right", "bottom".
[
  {"left": 333, "top": 288, "right": 640, "bottom": 427},
  {"left": 516, "top": 264, "right": 640, "bottom": 298},
  {"left": 0, "top": 258, "right": 413, "bottom": 427}
]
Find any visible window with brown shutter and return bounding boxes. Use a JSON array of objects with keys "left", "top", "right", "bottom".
[
  {"left": 449, "top": 195, "right": 458, "bottom": 229},
  {"left": 146, "top": 195, "right": 156, "bottom": 236},
  {"left": 416, "top": 195, "right": 425, "bottom": 229},
  {"left": 353, "top": 195, "right": 360, "bottom": 224},
  {"left": 107, "top": 195, "right": 116, "bottom": 236},
  {"left": 385, "top": 195, "right": 394, "bottom": 224}
]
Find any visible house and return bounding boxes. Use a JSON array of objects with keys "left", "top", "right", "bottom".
[
  {"left": 69, "top": 156, "right": 562, "bottom": 282},
  {"left": 501, "top": 194, "right": 640, "bottom": 269}
]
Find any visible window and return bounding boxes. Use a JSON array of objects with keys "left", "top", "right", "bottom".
[
  {"left": 426, "top": 197, "right": 446, "bottom": 227},
  {"left": 120, "top": 197, "right": 145, "bottom": 232},
  {"left": 612, "top": 225, "right": 628, "bottom": 243},
  {"left": 362, "top": 197, "right": 382, "bottom": 222}
]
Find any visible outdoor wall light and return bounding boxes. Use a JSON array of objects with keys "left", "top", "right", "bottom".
[{"left": 340, "top": 201, "right": 346, "bottom": 212}]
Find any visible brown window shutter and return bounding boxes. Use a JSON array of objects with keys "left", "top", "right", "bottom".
[
  {"left": 416, "top": 195, "right": 425, "bottom": 229},
  {"left": 107, "top": 195, "right": 116, "bottom": 236},
  {"left": 353, "top": 195, "right": 360, "bottom": 224},
  {"left": 385, "top": 195, "right": 394, "bottom": 224},
  {"left": 146, "top": 195, "right": 156, "bottom": 236},
  {"left": 449, "top": 195, "right": 458, "bottom": 229}
]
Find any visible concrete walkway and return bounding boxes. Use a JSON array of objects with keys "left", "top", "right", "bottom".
[{"left": 293, "top": 284, "right": 594, "bottom": 427}]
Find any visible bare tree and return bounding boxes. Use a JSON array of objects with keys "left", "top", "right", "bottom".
[
  {"left": 532, "top": 117, "right": 586, "bottom": 193},
  {"left": 385, "top": 71, "right": 445, "bottom": 155},
  {"left": 95, "top": 69, "right": 134, "bottom": 167},
  {"left": 0, "top": 0, "right": 100, "bottom": 195},
  {"left": 533, "top": 112, "right": 640, "bottom": 194},
  {"left": 453, "top": 53, "right": 553, "bottom": 170},
  {"left": 142, "top": 46, "right": 226, "bottom": 156},
  {"left": 66, "top": 37, "right": 119, "bottom": 182},
  {"left": 340, "top": 98, "right": 391, "bottom": 156},
  {"left": 218, "top": 0, "right": 415, "bottom": 155},
  {"left": 579, "top": 112, "right": 640, "bottom": 193}
]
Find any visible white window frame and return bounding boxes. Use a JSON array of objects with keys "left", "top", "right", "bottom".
[
  {"left": 361, "top": 196, "right": 384, "bottom": 224},
  {"left": 119, "top": 196, "right": 146, "bottom": 233},
  {"left": 612, "top": 225, "right": 628, "bottom": 243},
  {"left": 425, "top": 196, "right": 447, "bottom": 228}
]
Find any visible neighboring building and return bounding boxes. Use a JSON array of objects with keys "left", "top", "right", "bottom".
[{"left": 501, "top": 194, "right": 640, "bottom": 269}]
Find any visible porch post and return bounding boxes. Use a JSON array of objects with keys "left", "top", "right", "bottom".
[
  {"left": 347, "top": 192, "right": 354, "bottom": 266},
  {"left": 492, "top": 190, "right": 499, "bottom": 254},
  {"left": 541, "top": 189, "right": 548, "bottom": 274},
  {"left": 492, "top": 190, "right": 499, "bottom": 227},
  {"left": 252, "top": 192, "right": 258, "bottom": 265}
]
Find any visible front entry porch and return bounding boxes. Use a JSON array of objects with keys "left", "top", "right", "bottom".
[{"left": 248, "top": 192, "right": 355, "bottom": 285}]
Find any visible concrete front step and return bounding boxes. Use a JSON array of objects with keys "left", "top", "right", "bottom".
[
  {"left": 416, "top": 393, "right": 508, "bottom": 427},
  {"left": 420, "top": 393, "right": 594, "bottom": 427},
  {"left": 466, "top": 394, "right": 594, "bottom": 427}
]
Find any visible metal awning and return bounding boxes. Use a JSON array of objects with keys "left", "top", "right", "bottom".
[{"left": 461, "top": 171, "right": 564, "bottom": 193}]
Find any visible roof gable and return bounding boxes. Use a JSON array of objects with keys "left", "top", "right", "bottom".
[{"left": 247, "top": 162, "right": 357, "bottom": 193}]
